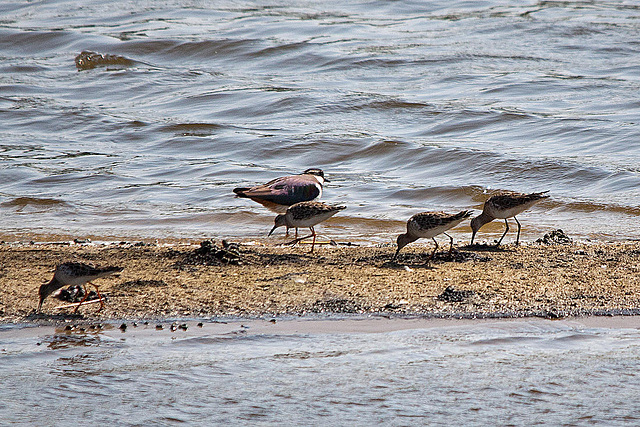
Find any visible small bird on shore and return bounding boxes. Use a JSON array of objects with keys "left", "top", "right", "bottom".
[
  {"left": 38, "top": 262, "right": 124, "bottom": 312},
  {"left": 470, "top": 190, "right": 550, "bottom": 246},
  {"left": 268, "top": 201, "right": 346, "bottom": 252},
  {"left": 394, "top": 210, "right": 473, "bottom": 261},
  {"left": 233, "top": 168, "right": 328, "bottom": 214}
]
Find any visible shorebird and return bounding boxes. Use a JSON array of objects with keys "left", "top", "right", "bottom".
[
  {"left": 38, "top": 262, "right": 124, "bottom": 312},
  {"left": 394, "top": 210, "right": 473, "bottom": 261},
  {"left": 470, "top": 191, "right": 550, "bottom": 246},
  {"left": 233, "top": 168, "right": 328, "bottom": 214},
  {"left": 268, "top": 201, "right": 346, "bottom": 252}
]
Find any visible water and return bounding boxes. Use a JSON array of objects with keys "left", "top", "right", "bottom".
[
  {"left": 2, "top": 317, "right": 640, "bottom": 425},
  {"left": 1, "top": 1, "right": 640, "bottom": 243}
]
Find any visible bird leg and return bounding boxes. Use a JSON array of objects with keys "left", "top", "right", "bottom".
[
  {"left": 429, "top": 237, "right": 439, "bottom": 262},
  {"left": 73, "top": 284, "right": 90, "bottom": 313},
  {"left": 444, "top": 232, "right": 454, "bottom": 256},
  {"left": 89, "top": 282, "right": 105, "bottom": 311},
  {"left": 285, "top": 227, "right": 318, "bottom": 252},
  {"left": 72, "top": 282, "right": 105, "bottom": 313},
  {"left": 514, "top": 216, "right": 522, "bottom": 246},
  {"left": 285, "top": 228, "right": 314, "bottom": 247},
  {"left": 496, "top": 218, "right": 510, "bottom": 246},
  {"left": 309, "top": 227, "right": 317, "bottom": 253}
]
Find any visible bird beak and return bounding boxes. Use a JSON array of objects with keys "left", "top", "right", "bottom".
[
  {"left": 268, "top": 225, "right": 277, "bottom": 237},
  {"left": 470, "top": 230, "right": 476, "bottom": 245},
  {"left": 392, "top": 247, "right": 400, "bottom": 261}
]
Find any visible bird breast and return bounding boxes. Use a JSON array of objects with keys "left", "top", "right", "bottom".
[{"left": 485, "top": 200, "right": 539, "bottom": 219}]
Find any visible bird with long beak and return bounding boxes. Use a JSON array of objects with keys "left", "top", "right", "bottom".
[
  {"left": 470, "top": 191, "right": 550, "bottom": 246},
  {"left": 38, "top": 262, "right": 124, "bottom": 312},
  {"left": 394, "top": 210, "right": 472, "bottom": 261},
  {"left": 268, "top": 201, "right": 346, "bottom": 252}
]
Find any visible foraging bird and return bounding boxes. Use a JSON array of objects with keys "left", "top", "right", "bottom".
[
  {"left": 470, "top": 191, "right": 550, "bottom": 246},
  {"left": 233, "top": 168, "right": 328, "bottom": 214},
  {"left": 38, "top": 262, "right": 124, "bottom": 312},
  {"left": 394, "top": 210, "right": 472, "bottom": 261},
  {"left": 268, "top": 201, "right": 346, "bottom": 252}
]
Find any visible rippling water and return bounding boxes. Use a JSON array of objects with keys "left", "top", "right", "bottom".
[
  {"left": 1, "top": 1, "right": 639, "bottom": 242},
  {"left": 2, "top": 318, "right": 640, "bottom": 425}
]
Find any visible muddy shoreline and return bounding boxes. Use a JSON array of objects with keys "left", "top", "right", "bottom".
[{"left": 1, "top": 237, "right": 639, "bottom": 324}]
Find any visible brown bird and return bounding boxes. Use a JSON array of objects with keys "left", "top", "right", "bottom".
[
  {"left": 233, "top": 168, "right": 328, "bottom": 214},
  {"left": 470, "top": 191, "right": 550, "bottom": 246},
  {"left": 268, "top": 201, "right": 346, "bottom": 252},
  {"left": 394, "top": 210, "right": 472, "bottom": 260},
  {"left": 38, "top": 262, "right": 123, "bottom": 312}
]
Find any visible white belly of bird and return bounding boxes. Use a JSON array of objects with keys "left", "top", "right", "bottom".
[
  {"left": 56, "top": 271, "right": 110, "bottom": 286},
  {"left": 408, "top": 219, "right": 463, "bottom": 239},
  {"left": 287, "top": 210, "right": 338, "bottom": 228},
  {"left": 486, "top": 201, "right": 537, "bottom": 219}
]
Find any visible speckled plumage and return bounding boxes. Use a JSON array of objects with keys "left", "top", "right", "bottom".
[
  {"left": 269, "top": 201, "right": 346, "bottom": 252},
  {"left": 38, "top": 262, "right": 123, "bottom": 311},
  {"left": 394, "top": 210, "right": 472, "bottom": 260},
  {"left": 471, "top": 191, "right": 549, "bottom": 246}
]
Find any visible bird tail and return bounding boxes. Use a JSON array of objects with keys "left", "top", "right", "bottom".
[
  {"left": 456, "top": 210, "right": 473, "bottom": 220},
  {"left": 528, "top": 191, "right": 550, "bottom": 201},
  {"left": 233, "top": 187, "right": 250, "bottom": 198}
]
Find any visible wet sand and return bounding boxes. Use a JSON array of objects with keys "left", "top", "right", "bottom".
[{"left": 1, "top": 237, "right": 639, "bottom": 324}]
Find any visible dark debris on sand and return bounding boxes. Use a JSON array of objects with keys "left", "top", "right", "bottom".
[
  {"left": 537, "top": 229, "right": 572, "bottom": 245},
  {"left": 116, "top": 279, "right": 168, "bottom": 289},
  {"left": 437, "top": 286, "right": 475, "bottom": 303},
  {"left": 388, "top": 250, "right": 492, "bottom": 266},
  {"left": 173, "top": 240, "right": 243, "bottom": 267},
  {"left": 307, "top": 297, "right": 368, "bottom": 314},
  {"left": 56, "top": 285, "right": 99, "bottom": 303}
]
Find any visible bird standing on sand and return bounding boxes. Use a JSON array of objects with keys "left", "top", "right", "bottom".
[
  {"left": 233, "top": 168, "right": 328, "bottom": 214},
  {"left": 394, "top": 210, "right": 472, "bottom": 261},
  {"left": 268, "top": 201, "right": 346, "bottom": 252},
  {"left": 470, "top": 191, "right": 550, "bottom": 246},
  {"left": 38, "top": 262, "right": 124, "bottom": 312}
]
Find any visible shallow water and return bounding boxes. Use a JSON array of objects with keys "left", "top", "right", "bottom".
[
  {"left": 1, "top": 1, "right": 639, "bottom": 242},
  {"left": 2, "top": 318, "right": 640, "bottom": 425}
]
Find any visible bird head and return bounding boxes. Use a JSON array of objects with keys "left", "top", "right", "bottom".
[
  {"left": 302, "top": 168, "right": 329, "bottom": 183},
  {"left": 268, "top": 214, "right": 288, "bottom": 236},
  {"left": 393, "top": 233, "right": 415, "bottom": 260},
  {"left": 37, "top": 278, "right": 58, "bottom": 311}
]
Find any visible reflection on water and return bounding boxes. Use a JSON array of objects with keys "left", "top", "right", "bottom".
[
  {"left": 0, "top": 0, "right": 639, "bottom": 243},
  {"left": 1, "top": 318, "right": 640, "bottom": 424}
]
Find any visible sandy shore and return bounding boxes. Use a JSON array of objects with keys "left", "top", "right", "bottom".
[{"left": 1, "top": 235, "right": 639, "bottom": 324}]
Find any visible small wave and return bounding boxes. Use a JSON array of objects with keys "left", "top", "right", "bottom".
[
  {"left": 159, "top": 123, "right": 225, "bottom": 135},
  {"left": 1, "top": 197, "right": 69, "bottom": 207}
]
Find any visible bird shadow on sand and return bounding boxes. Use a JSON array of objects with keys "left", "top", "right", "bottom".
[
  {"left": 462, "top": 243, "right": 515, "bottom": 253},
  {"left": 379, "top": 250, "right": 491, "bottom": 270},
  {"left": 25, "top": 311, "right": 85, "bottom": 321}
]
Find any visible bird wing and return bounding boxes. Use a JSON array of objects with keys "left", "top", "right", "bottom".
[{"left": 238, "top": 175, "right": 321, "bottom": 205}]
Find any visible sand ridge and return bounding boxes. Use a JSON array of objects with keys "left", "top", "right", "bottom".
[{"left": 1, "top": 237, "right": 639, "bottom": 323}]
